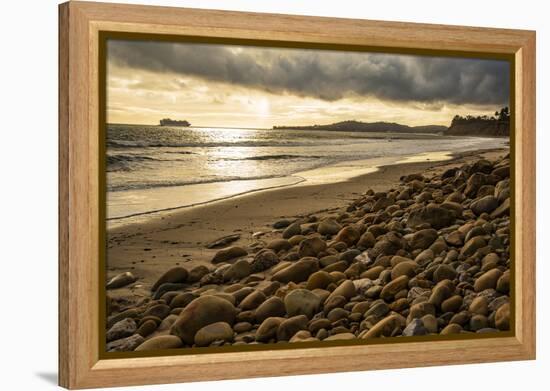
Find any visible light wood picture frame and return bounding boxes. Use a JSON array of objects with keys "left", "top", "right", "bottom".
[{"left": 59, "top": 1, "right": 536, "bottom": 389}]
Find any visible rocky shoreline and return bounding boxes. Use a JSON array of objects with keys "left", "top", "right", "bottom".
[{"left": 106, "top": 153, "right": 512, "bottom": 352}]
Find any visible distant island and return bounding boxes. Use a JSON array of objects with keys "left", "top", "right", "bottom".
[
  {"left": 273, "top": 120, "right": 447, "bottom": 134},
  {"left": 273, "top": 107, "right": 510, "bottom": 137},
  {"left": 159, "top": 118, "right": 191, "bottom": 127},
  {"left": 445, "top": 107, "right": 510, "bottom": 137}
]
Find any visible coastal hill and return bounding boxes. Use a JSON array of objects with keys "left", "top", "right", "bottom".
[
  {"left": 273, "top": 120, "right": 447, "bottom": 134},
  {"left": 273, "top": 107, "right": 510, "bottom": 137},
  {"left": 444, "top": 107, "right": 510, "bottom": 137}
]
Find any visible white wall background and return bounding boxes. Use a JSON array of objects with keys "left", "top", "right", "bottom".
[{"left": 0, "top": 0, "right": 546, "bottom": 389}]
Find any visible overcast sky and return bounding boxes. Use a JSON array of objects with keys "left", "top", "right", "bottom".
[{"left": 107, "top": 39, "right": 510, "bottom": 127}]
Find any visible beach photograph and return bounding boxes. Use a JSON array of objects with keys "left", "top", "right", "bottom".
[{"left": 104, "top": 40, "right": 512, "bottom": 353}]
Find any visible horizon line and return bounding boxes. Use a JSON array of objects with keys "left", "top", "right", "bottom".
[{"left": 105, "top": 119, "right": 452, "bottom": 129}]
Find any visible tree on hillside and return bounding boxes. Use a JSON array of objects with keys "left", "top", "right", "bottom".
[
  {"left": 453, "top": 107, "right": 509, "bottom": 124},
  {"left": 498, "top": 107, "right": 510, "bottom": 121}
]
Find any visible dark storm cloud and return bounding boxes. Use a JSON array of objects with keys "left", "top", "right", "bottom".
[{"left": 108, "top": 40, "right": 509, "bottom": 105}]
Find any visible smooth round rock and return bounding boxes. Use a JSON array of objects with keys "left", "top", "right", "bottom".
[
  {"left": 440, "top": 323, "right": 463, "bottom": 335},
  {"left": 445, "top": 231, "right": 464, "bottom": 247},
  {"left": 306, "top": 271, "right": 333, "bottom": 290},
  {"left": 152, "top": 267, "right": 188, "bottom": 291},
  {"left": 238, "top": 290, "right": 267, "bottom": 311},
  {"left": 232, "top": 287, "right": 255, "bottom": 304},
  {"left": 107, "top": 308, "right": 139, "bottom": 329},
  {"left": 170, "top": 292, "right": 197, "bottom": 309},
  {"left": 289, "top": 330, "right": 315, "bottom": 343},
  {"left": 324, "top": 332, "right": 356, "bottom": 341},
  {"left": 441, "top": 295, "right": 463, "bottom": 313},
  {"left": 318, "top": 219, "right": 342, "bottom": 236},
  {"left": 107, "top": 272, "right": 136, "bottom": 290},
  {"left": 153, "top": 283, "right": 186, "bottom": 300},
  {"left": 391, "top": 261, "right": 418, "bottom": 280},
  {"left": 449, "top": 311, "right": 470, "bottom": 326},
  {"left": 327, "top": 279, "right": 356, "bottom": 302},
  {"left": 428, "top": 279, "right": 454, "bottom": 307},
  {"left": 357, "top": 232, "right": 376, "bottom": 248},
  {"left": 234, "top": 322, "right": 252, "bottom": 333},
  {"left": 277, "top": 315, "right": 308, "bottom": 341},
  {"left": 496, "top": 271, "right": 510, "bottom": 293},
  {"left": 433, "top": 264, "right": 457, "bottom": 283},
  {"left": 283, "top": 222, "right": 302, "bottom": 239},
  {"left": 390, "top": 255, "right": 414, "bottom": 267},
  {"left": 144, "top": 304, "right": 170, "bottom": 319},
  {"left": 135, "top": 335, "right": 183, "bottom": 351},
  {"left": 309, "top": 318, "right": 332, "bottom": 334},
  {"left": 284, "top": 289, "right": 321, "bottom": 319},
  {"left": 136, "top": 319, "right": 157, "bottom": 338},
  {"left": 334, "top": 226, "right": 361, "bottom": 246},
  {"left": 380, "top": 275, "right": 409, "bottom": 301},
  {"left": 194, "top": 322, "right": 234, "bottom": 347},
  {"left": 171, "top": 295, "right": 237, "bottom": 345},
  {"left": 250, "top": 249, "right": 279, "bottom": 273},
  {"left": 460, "top": 237, "right": 487, "bottom": 258},
  {"left": 469, "top": 296, "right": 489, "bottom": 316},
  {"left": 271, "top": 258, "right": 319, "bottom": 283},
  {"left": 288, "top": 235, "right": 306, "bottom": 246},
  {"left": 361, "top": 265, "right": 384, "bottom": 279},
  {"left": 408, "top": 229, "right": 438, "bottom": 250},
  {"left": 187, "top": 265, "right": 210, "bottom": 283},
  {"left": 495, "top": 303, "right": 510, "bottom": 331},
  {"left": 421, "top": 314, "right": 438, "bottom": 333},
  {"left": 267, "top": 239, "right": 292, "bottom": 252},
  {"left": 407, "top": 205, "right": 455, "bottom": 230},
  {"left": 469, "top": 314, "right": 489, "bottom": 331},
  {"left": 255, "top": 296, "right": 286, "bottom": 323},
  {"left": 324, "top": 295, "right": 347, "bottom": 313},
  {"left": 223, "top": 259, "right": 251, "bottom": 281},
  {"left": 256, "top": 317, "right": 284, "bottom": 342},
  {"left": 157, "top": 314, "right": 178, "bottom": 331},
  {"left": 211, "top": 246, "right": 247, "bottom": 264},
  {"left": 470, "top": 195, "right": 499, "bottom": 215},
  {"left": 327, "top": 307, "right": 349, "bottom": 322},
  {"left": 365, "top": 301, "right": 390, "bottom": 319},
  {"left": 273, "top": 219, "right": 291, "bottom": 229},
  {"left": 407, "top": 302, "right": 435, "bottom": 322},
  {"left": 106, "top": 318, "right": 137, "bottom": 342},
  {"left": 474, "top": 269, "right": 503, "bottom": 292},
  {"left": 298, "top": 237, "right": 327, "bottom": 258}
]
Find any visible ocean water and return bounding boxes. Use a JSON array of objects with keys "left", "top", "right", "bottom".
[{"left": 106, "top": 124, "right": 507, "bottom": 224}]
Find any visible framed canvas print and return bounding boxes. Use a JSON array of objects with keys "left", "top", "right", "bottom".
[{"left": 58, "top": 1, "right": 536, "bottom": 389}]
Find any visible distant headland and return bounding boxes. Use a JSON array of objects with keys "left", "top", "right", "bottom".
[
  {"left": 159, "top": 118, "right": 191, "bottom": 127},
  {"left": 445, "top": 107, "right": 510, "bottom": 137},
  {"left": 273, "top": 120, "right": 446, "bottom": 134},
  {"left": 273, "top": 107, "right": 510, "bottom": 137}
]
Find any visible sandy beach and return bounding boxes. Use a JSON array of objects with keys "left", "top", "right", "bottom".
[
  {"left": 104, "top": 145, "right": 512, "bottom": 352},
  {"left": 106, "top": 148, "right": 507, "bottom": 304}
]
